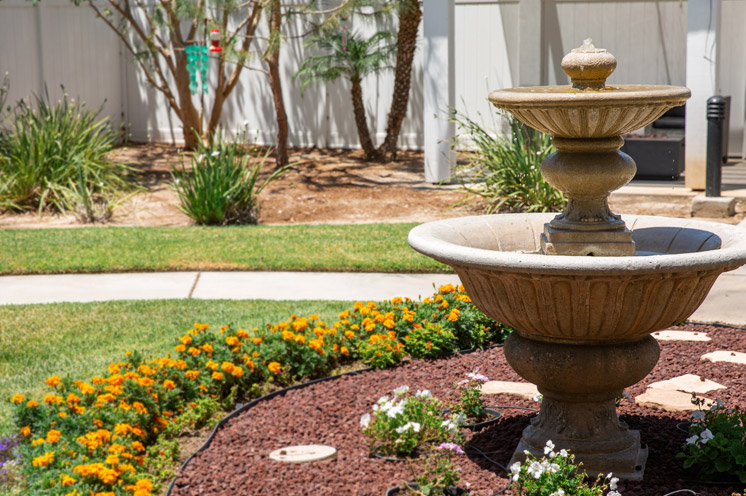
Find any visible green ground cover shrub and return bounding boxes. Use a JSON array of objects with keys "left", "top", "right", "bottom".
[
  {"left": 450, "top": 109, "right": 566, "bottom": 213},
  {"left": 5, "top": 286, "right": 507, "bottom": 495},
  {"left": 172, "top": 135, "right": 287, "bottom": 225},
  {"left": 0, "top": 90, "right": 135, "bottom": 221}
]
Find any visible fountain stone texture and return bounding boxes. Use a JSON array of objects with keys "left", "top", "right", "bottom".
[{"left": 408, "top": 40, "right": 746, "bottom": 480}]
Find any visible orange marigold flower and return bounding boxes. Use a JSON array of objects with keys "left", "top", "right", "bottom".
[
  {"left": 180, "top": 335, "right": 193, "bottom": 345},
  {"left": 344, "top": 331, "right": 355, "bottom": 339},
  {"left": 281, "top": 330, "right": 295, "bottom": 341},
  {"left": 294, "top": 334, "right": 306, "bottom": 344},
  {"left": 44, "top": 394, "right": 63, "bottom": 405},
  {"left": 185, "top": 370, "right": 200, "bottom": 380},
  {"left": 27, "top": 400, "right": 39, "bottom": 408},
  {"left": 163, "top": 380, "right": 176, "bottom": 390},
  {"left": 236, "top": 329, "right": 249, "bottom": 338},
  {"left": 137, "top": 377, "right": 154, "bottom": 388},
  {"left": 220, "top": 362, "right": 235, "bottom": 373},
  {"left": 232, "top": 367, "right": 244, "bottom": 379},
  {"left": 66, "top": 393, "right": 81, "bottom": 405},
  {"left": 10, "top": 394, "right": 25, "bottom": 403},
  {"left": 205, "top": 361, "right": 218, "bottom": 371},
  {"left": 60, "top": 474, "right": 76, "bottom": 486},
  {"left": 46, "top": 375, "right": 62, "bottom": 388},
  {"left": 58, "top": 411, "right": 68, "bottom": 418},
  {"left": 131, "top": 441, "right": 145, "bottom": 452},
  {"left": 212, "top": 372, "right": 224, "bottom": 381},
  {"left": 187, "top": 347, "right": 200, "bottom": 356},
  {"left": 174, "top": 344, "right": 186, "bottom": 352},
  {"left": 225, "top": 336, "right": 239, "bottom": 346},
  {"left": 105, "top": 455, "right": 120, "bottom": 466},
  {"left": 267, "top": 362, "right": 282, "bottom": 374},
  {"left": 32, "top": 451, "right": 55, "bottom": 467},
  {"left": 20, "top": 426, "right": 30, "bottom": 437},
  {"left": 382, "top": 319, "right": 395, "bottom": 329},
  {"left": 448, "top": 309, "right": 461, "bottom": 322},
  {"left": 133, "top": 402, "right": 148, "bottom": 415},
  {"left": 199, "top": 384, "right": 209, "bottom": 393},
  {"left": 340, "top": 346, "right": 350, "bottom": 356}
]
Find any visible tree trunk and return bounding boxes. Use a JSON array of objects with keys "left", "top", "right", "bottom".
[
  {"left": 376, "top": 0, "right": 422, "bottom": 162},
  {"left": 350, "top": 76, "right": 381, "bottom": 161},
  {"left": 174, "top": 43, "right": 203, "bottom": 149},
  {"left": 266, "top": 0, "right": 289, "bottom": 167}
]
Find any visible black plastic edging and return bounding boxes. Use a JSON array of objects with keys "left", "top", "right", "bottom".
[{"left": 166, "top": 343, "right": 503, "bottom": 495}]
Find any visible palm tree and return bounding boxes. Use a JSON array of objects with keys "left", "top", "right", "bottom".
[{"left": 294, "top": 29, "right": 396, "bottom": 161}]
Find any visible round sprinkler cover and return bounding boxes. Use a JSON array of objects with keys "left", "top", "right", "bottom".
[{"left": 268, "top": 444, "right": 337, "bottom": 463}]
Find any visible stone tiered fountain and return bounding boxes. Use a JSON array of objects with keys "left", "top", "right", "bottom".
[{"left": 409, "top": 40, "right": 746, "bottom": 480}]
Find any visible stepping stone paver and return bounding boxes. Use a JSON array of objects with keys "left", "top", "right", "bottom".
[
  {"left": 268, "top": 445, "right": 337, "bottom": 463},
  {"left": 635, "top": 389, "right": 713, "bottom": 413},
  {"left": 647, "top": 374, "right": 726, "bottom": 394},
  {"left": 701, "top": 350, "right": 746, "bottom": 365},
  {"left": 481, "top": 380, "right": 539, "bottom": 400},
  {"left": 652, "top": 330, "right": 711, "bottom": 342}
]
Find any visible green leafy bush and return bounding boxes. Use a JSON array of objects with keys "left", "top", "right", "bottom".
[
  {"left": 510, "top": 440, "right": 620, "bottom": 495},
  {"left": 450, "top": 109, "right": 566, "bottom": 213},
  {"left": 172, "top": 136, "right": 287, "bottom": 225},
  {"left": 678, "top": 399, "right": 746, "bottom": 483},
  {"left": 0, "top": 89, "right": 133, "bottom": 220},
  {"left": 454, "top": 369, "right": 489, "bottom": 421},
  {"left": 360, "top": 386, "right": 464, "bottom": 457}
]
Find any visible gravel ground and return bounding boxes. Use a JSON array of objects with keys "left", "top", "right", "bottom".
[{"left": 171, "top": 323, "right": 746, "bottom": 496}]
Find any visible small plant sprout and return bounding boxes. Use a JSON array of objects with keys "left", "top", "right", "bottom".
[
  {"left": 510, "top": 440, "right": 621, "bottom": 495},
  {"left": 454, "top": 368, "right": 490, "bottom": 421}
]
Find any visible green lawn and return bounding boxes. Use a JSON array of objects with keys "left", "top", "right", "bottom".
[
  {"left": 0, "top": 299, "right": 351, "bottom": 435},
  {"left": 0, "top": 224, "right": 449, "bottom": 275}
]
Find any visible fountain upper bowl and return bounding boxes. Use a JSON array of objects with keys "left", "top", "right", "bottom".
[
  {"left": 488, "top": 85, "right": 690, "bottom": 138},
  {"left": 409, "top": 214, "right": 746, "bottom": 345}
]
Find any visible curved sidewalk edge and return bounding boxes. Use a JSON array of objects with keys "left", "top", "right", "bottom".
[{"left": 0, "top": 269, "right": 743, "bottom": 327}]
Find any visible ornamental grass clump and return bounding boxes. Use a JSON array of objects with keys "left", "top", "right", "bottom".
[
  {"left": 0, "top": 89, "right": 134, "bottom": 220},
  {"left": 360, "top": 386, "right": 464, "bottom": 458},
  {"left": 678, "top": 398, "right": 746, "bottom": 483},
  {"left": 172, "top": 134, "right": 287, "bottom": 225},
  {"left": 510, "top": 440, "right": 620, "bottom": 496}
]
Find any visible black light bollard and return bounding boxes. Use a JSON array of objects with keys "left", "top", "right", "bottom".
[{"left": 706, "top": 96, "right": 727, "bottom": 197}]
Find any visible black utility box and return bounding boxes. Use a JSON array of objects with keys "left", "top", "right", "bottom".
[{"left": 621, "top": 135, "right": 685, "bottom": 180}]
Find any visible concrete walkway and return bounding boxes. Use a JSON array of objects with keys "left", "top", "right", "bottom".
[{"left": 0, "top": 267, "right": 744, "bottom": 327}]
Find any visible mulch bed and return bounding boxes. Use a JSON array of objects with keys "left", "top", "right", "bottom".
[{"left": 170, "top": 323, "right": 746, "bottom": 496}]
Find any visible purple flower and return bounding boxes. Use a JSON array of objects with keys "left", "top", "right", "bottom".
[{"left": 437, "top": 442, "right": 465, "bottom": 455}]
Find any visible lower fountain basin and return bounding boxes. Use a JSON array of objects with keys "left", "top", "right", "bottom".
[{"left": 409, "top": 214, "right": 746, "bottom": 345}]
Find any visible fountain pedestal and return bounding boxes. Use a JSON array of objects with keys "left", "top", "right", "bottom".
[{"left": 504, "top": 333, "right": 660, "bottom": 480}]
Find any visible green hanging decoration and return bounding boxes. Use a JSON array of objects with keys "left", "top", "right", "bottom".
[{"left": 185, "top": 44, "right": 210, "bottom": 96}]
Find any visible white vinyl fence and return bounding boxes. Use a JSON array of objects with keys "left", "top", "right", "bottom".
[{"left": 1, "top": 0, "right": 744, "bottom": 156}]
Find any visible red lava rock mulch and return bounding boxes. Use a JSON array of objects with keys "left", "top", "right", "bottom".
[{"left": 171, "top": 323, "right": 746, "bottom": 496}]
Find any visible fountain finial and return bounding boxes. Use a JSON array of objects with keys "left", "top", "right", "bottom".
[{"left": 561, "top": 38, "right": 617, "bottom": 90}]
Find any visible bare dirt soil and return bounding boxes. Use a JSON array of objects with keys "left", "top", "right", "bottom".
[{"left": 0, "top": 143, "right": 742, "bottom": 229}]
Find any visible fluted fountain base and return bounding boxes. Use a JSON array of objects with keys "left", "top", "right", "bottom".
[{"left": 503, "top": 332, "right": 660, "bottom": 480}]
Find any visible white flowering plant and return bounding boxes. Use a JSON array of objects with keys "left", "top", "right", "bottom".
[
  {"left": 509, "top": 440, "right": 621, "bottom": 496},
  {"left": 361, "top": 386, "right": 464, "bottom": 457},
  {"left": 454, "top": 369, "right": 490, "bottom": 421},
  {"left": 677, "top": 398, "right": 746, "bottom": 483},
  {"left": 406, "top": 442, "right": 466, "bottom": 495}
]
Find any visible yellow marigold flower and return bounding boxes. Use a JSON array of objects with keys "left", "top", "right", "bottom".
[
  {"left": 97, "top": 466, "right": 119, "bottom": 484},
  {"left": 205, "top": 361, "right": 218, "bottom": 371},
  {"left": 369, "top": 334, "right": 381, "bottom": 344},
  {"left": 199, "top": 384, "right": 208, "bottom": 393},
  {"left": 360, "top": 307, "right": 371, "bottom": 316},
  {"left": 137, "top": 377, "right": 154, "bottom": 387},
  {"left": 212, "top": 372, "right": 224, "bottom": 381},
  {"left": 66, "top": 393, "right": 81, "bottom": 405},
  {"left": 104, "top": 385, "right": 122, "bottom": 396},
  {"left": 236, "top": 329, "right": 249, "bottom": 338},
  {"left": 32, "top": 451, "right": 55, "bottom": 467},
  {"left": 11, "top": 394, "right": 25, "bottom": 403},
  {"left": 59, "top": 411, "right": 68, "bottom": 418},
  {"left": 174, "top": 344, "right": 186, "bottom": 353},
  {"left": 72, "top": 405, "right": 85, "bottom": 415},
  {"left": 174, "top": 360, "right": 187, "bottom": 370},
  {"left": 46, "top": 429, "right": 62, "bottom": 443},
  {"left": 448, "top": 309, "right": 461, "bottom": 322},
  {"left": 131, "top": 441, "right": 145, "bottom": 452},
  {"left": 133, "top": 402, "right": 148, "bottom": 415},
  {"left": 220, "top": 362, "right": 235, "bottom": 373},
  {"left": 339, "top": 310, "right": 350, "bottom": 319},
  {"left": 252, "top": 337, "right": 262, "bottom": 346},
  {"left": 46, "top": 375, "right": 62, "bottom": 388},
  {"left": 44, "top": 394, "right": 63, "bottom": 405},
  {"left": 291, "top": 318, "right": 309, "bottom": 331},
  {"left": 108, "top": 363, "right": 122, "bottom": 375},
  {"left": 382, "top": 319, "right": 395, "bottom": 329},
  {"left": 340, "top": 346, "right": 350, "bottom": 356},
  {"left": 163, "top": 380, "right": 176, "bottom": 390},
  {"left": 180, "top": 335, "right": 193, "bottom": 345},
  {"left": 333, "top": 344, "right": 339, "bottom": 352},
  {"left": 351, "top": 324, "right": 360, "bottom": 331},
  {"left": 232, "top": 367, "right": 244, "bottom": 379},
  {"left": 105, "top": 454, "right": 120, "bottom": 466},
  {"left": 91, "top": 376, "right": 105, "bottom": 385},
  {"left": 60, "top": 474, "right": 76, "bottom": 486},
  {"left": 354, "top": 301, "right": 363, "bottom": 310},
  {"left": 96, "top": 393, "right": 116, "bottom": 404},
  {"left": 294, "top": 334, "right": 306, "bottom": 344},
  {"left": 77, "top": 381, "right": 96, "bottom": 394},
  {"left": 440, "top": 300, "right": 449, "bottom": 309},
  {"left": 458, "top": 284, "right": 465, "bottom": 292},
  {"left": 313, "top": 327, "right": 325, "bottom": 337},
  {"left": 194, "top": 323, "right": 209, "bottom": 331},
  {"left": 423, "top": 297, "right": 433, "bottom": 304},
  {"left": 93, "top": 419, "right": 104, "bottom": 427},
  {"left": 20, "top": 426, "right": 30, "bottom": 437},
  {"left": 281, "top": 330, "right": 295, "bottom": 341},
  {"left": 187, "top": 347, "right": 200, "bottom": 356},
  {"left": 391, "top": 297, "right": 403, "bottom": 304},
  {"left": 31, "top": 438, "right": 45, "bottom": 446},
  {"left": 27, "top": 400, "right": 39, "bottom": 407},
  {"left": 197, "top": 344, "right": 212, "bottom": 355},
  {"left": 185, "top": 370, "right": 200, "bottom": 380},
  {"left": 344, "top": 331, "right": 355, "bottom": 339},
  {"left": 267, "top": 362, "right": 281, "bottom": 374},
  {"left": 226, "top": 336, "right": 239, "bottom": 346},
  {"left": 119, "top": 400, "right": 132, "bottom": 411}
]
